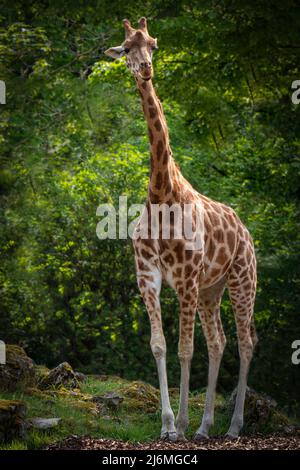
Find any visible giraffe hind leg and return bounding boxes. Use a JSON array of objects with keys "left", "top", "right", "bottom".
[
  {"left": 226, "top": 241, "right": 257, "bottom": 438},
  {"left": 195, "top": 278, "right": 227, "bottom": 439}
]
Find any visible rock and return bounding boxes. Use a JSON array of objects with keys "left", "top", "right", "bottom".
[
  {"left": 91, "top": 392, "right": 124, "bottom": 409},
  {"left": 74, "top": 371, "right": 87, "bottom": 383},
  {"left": 0, "top": 345, "right": 36, "bottom": 391},
  {"left": 39, "top": 362, "right": 80, "bottom": 390},
  {"left": 28, "top": 418, "right": 61, "bottom": 430},
  {"left": 45, "top": 400, "right": 56, "bottom": 406},
  {"left": 0, "top": 399, "right": 27, "bottom": 443},
  {"left": 121, "top": 381, "right": 160, "bottom": 414}
]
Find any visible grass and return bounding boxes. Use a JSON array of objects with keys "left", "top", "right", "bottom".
[
  {"left": 1, "top": 375, "right": 296, "bottom": 450},
  {"left": 0, "top": 376, "right": 232, "bottom": 450}
]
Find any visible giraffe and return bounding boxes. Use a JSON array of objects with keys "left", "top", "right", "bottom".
[{"left": 105, "top": 17, "right": 258, "bottom": 441}]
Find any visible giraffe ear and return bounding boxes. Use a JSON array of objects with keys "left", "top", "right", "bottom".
[
  {"left": 104, "top": 46, "right": 125, "bottom": 59},
  {"left": 123, "top": 19, "right": 134, "bottom": 38},
  {"left": 138, "top": 17, "right": 148, "bottom": 32}
]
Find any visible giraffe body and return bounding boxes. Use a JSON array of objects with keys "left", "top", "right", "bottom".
[{"left": 105, "top": 18, "right": 257, "bottom": 440}]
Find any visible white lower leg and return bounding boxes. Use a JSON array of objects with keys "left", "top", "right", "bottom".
[
  {"left": 227, "top": 358, "right": 251, "bottom": 438},
  {"left": 152, "top": 340, "right": 176, "bottom": 439},
  {"left": 196, "top": 354, "right": 222, "bottom": 438},
  {"left": 176, "top": 356, "right": 191, "bottom": 438}
]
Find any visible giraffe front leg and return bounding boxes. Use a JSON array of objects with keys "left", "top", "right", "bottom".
[
  {"left": 175, "top": 316, "right": 195, "bottom": 440},
  {"left": 175, "top": 284, "right": 198, "bottom": 440},
  {"left": 138, "top": 269, "right": 177, "bottom": 441}
]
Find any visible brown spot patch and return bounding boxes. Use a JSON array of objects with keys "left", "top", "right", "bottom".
[
  {"left": 185, "top": 250, "right": 193, "bottom": 261},
  {"left": 174, "top": 267, "right": 182, "bottom": 278},
  {"left": 211, "top": 267, "right": 220, "bottom": 278},
  {"left": 150, "top": 153, "right": 154, "bottom": 171},
  {"left": 234, "top": 264, "right": 242, "bottom": 274},
  {"left": 156, "top": 140, "right": 163, "bottom": 161},
  {"left": 227, "top": 230, "right": 235, "bottom": 253},
  {"left": 155, "top": 172, "right": 163, "bottom": 190},
  {"left": 213, "top": 229, "right": 224, "bottom": 243},
  {"left": 174, "top": 242, "right": 184, "bottom": 263},
  {"left": 148, "top": 96, "right": 154, "bottom": 106},
  {"left": 222, "top": 218, "right": 229, "bottom": 230},
  {"left": 163, "top": 151, "right": 169, "bottom": 165},
  {"left": 207, "top": 210, "right": 220, "bottom": 226},
  {"left": 143, "top": 239, "right": 155, "bottom": 248},
  {"left": 216, "top": 246, "right": 227, "bottom": 265},
  {"left": 148, "top": 127, "right": 154, "bottom": 144},
  {"left": 149, "top": 107, "right": 157, "bottom": 119},
  {"left": 163, "top": 171, "right": 170, "bottom": 187},
  {"left": 138, "top": 259, "right": 148, "bottom": 271},
  {"left": 206, "top": 238, "right": 215, "bottom": 261},
  {"left": 165, "top": 177, "right": 172, "bottom": 194},
  {"left": 185, "top": 264, "right": 193, "bottom": 278},
  {"left": 148, "top": 188, "right": 160, "bottom": 203},
  {"left": 141, "top": 249, "right": 152, "bottom": 260},
  {"left": 163, "top": 253, "right": 175, "bottom": 266},
  {"left": 154, "top": 120, "right": 162, "bottom": 131},
  {"left": 142, "top": 274, "right": 154, "bottom": 282},
  {"left": 194, "top": 252, "right": 202, "bottom": 265},
  {"left": 227, "top": 214, "right": 236, "bottom": 228}
]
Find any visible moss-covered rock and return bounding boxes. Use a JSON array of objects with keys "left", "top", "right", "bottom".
[
  {"left": 0, "top": 345, "right": 36, "bottom": 391},
  {"left": 74, "top": 371, "right": 87, "bottom": 383},
  {"left": 120, "top": 381, "right": 160, "bottom": 414},
  {"left": 72, "top": 400, "right": 100, "bottom": 416},
  {"left": 24, "top": 387, "right": 52, "bottom": 399},
  {"left": 91, "top": 391, "right": 124, "bottom": 409},
  {"left": 231, "top": 387, "right": 292, "bottom": 434},
  {"left": 0, "top": 399, "right": 27, "bottom": 443},
  {"left": 39, "top": 362, "right": 80, "bottom": 390}
]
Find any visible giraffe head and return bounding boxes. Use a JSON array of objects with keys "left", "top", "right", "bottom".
[{"left": 104, "top": 17, "right": 158, "bottom": 81}]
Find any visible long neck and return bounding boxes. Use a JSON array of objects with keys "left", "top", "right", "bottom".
[{"left": 136, "top": 77, "right": 177, "bottom": 203}]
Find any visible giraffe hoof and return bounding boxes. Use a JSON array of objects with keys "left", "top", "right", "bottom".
[
  {"left": 161, "top": 431, "right": 178, "bottom": 442},
  {"left": 194, "top": 432, "right": 209, "bottom": 441},
  {"left": 225, "top": 432, "right": 239, "bottom": 440},
  {"left": 176, "top": 434, "right": 187, "bottom": 441}
]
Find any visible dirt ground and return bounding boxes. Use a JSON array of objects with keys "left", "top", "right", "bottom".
[{"left": 46, "top": 434, "right": 300, "bottom": 451}]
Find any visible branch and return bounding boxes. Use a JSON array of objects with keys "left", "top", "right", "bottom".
[
  {"left": 276, "top": 44, "right": 300, "bottom": 49},
  {"left": 209, "top": 163, "right": 228, "bottom": 177},
  {"left": 50, "top": 43, "right": 102, "bottom": 75}
]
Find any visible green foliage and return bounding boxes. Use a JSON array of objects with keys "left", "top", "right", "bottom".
[{"left": 0, "top": 0, "right": 299, "bottom": 416}]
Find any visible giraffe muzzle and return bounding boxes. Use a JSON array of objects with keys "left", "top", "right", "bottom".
[{"left": 139, "top": 63, "right": 152, "bottom": 81}]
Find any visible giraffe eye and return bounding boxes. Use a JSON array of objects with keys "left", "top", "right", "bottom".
[{"left": 124, "top": 47, "right": 130, "bottom": 54}]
